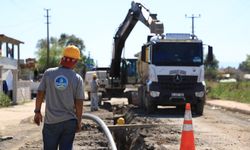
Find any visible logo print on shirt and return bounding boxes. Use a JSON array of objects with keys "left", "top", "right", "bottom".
[{"left": 54, "top": 75, "right": 68, "bottom": 90}]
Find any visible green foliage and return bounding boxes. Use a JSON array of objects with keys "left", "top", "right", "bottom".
[
  {"left": 204, "top": 53, "right": 219, "bottom": 70},
  {"left": 204, "top": 54, "right": 219, "bottom": 81},
  {"left": 205, "top": 68, "right": 218, "bottom": 81},
  {"left": 35, "top": 37, "right": 62, "bottom": 71},
  {"left": 239, "top": 54, "right": 250, "bottom": 73},
  {"left": 0, "top": 92, "right": 11, "bottom": 107},
  {"left": 58, "top": 33, "right": 85, "bottom": 51},
  {"left": 35, "top": 33, "right": 86, "bottom": 74},
  {"left": 207, "top": 81, "right": 250, "bottom": 103}
]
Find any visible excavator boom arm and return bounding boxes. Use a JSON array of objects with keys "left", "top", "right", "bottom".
[{"left": 110, "top": 1, "right": 164, "bottom": 78}]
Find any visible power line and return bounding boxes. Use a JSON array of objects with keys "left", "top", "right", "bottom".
[
  {"left": 44, "top": 8, "right": 51, "bottom": 69},
  {"left": 185, "top": 14, "right": 201, "bottom": 39}
]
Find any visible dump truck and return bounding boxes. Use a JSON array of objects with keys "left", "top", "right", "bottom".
[{"left": 135, "top": 33, "right": 213, "bottom": 115}]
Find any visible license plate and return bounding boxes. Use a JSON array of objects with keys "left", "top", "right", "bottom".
[{"left": 171, "top": 93, "right": 184, "bottom": 97}]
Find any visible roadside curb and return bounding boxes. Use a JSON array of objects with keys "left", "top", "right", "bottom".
[{"left": 206, "top": 100, "right": 250, "bottom": 115}]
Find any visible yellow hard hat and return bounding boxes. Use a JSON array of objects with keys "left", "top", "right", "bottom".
[
  {"left": 63, "top": 45, "right": 80, "bottom": 59},
  {"left": 93, "top": 73, "right": 97, "bottom": 77},
  {"left": 117, "top": 117, "right": 125, "bottom": 125}
]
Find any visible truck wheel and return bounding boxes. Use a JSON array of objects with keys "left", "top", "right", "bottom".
[
  {"left": 98, "top": 93, "right": 102, "bottom": 106},
  {"left": 144, "top": 94, "right": 157, "bottom": 114},
  {"left": 88, "top": 92, "right": 91, "bottom": 101},
  {"left": 195, "top": 100, "right": 204, "bottom": 115},
  {"left": 138, "top": 86, "right": 145, "bottom": 108},
  {"left": 126, "top": 92, "right": 132, "bottom": 104}
]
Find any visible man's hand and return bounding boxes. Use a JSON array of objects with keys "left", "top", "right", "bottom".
[
  {"left": 34, "top": 113, "right": 43, "bottom": 126},
  {"left": 75, "top": 99, "right": 83, "bottom": 133},
  {"left": 34, "top": 91, "right": 45, "bottom": 126}
]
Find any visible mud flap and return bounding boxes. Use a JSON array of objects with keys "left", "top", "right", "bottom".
[{"left": 195, "top": 98, "right": 205, "bottom": 115}]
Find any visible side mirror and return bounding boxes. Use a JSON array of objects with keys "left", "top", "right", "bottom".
[
  {"left": 207, "top": 46, "right": 213, "bottom": 62},
  {"left": 141, "top": 45, "right": 146, "bottom": 62}
]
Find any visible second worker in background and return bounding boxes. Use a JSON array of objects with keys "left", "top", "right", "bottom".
[{"left": 90, "top": 74, "right": 99, "bottom": 111}]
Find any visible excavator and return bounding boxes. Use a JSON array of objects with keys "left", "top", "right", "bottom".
[
  {"left": 105, "top": 1, "right": 164, "bottom": 98},
  {"left": 110, "top": 1, "right": 164, "bottom": 78}
]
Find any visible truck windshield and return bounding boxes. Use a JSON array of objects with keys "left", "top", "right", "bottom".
[{"left": 152, "top": 42, "right": 203, "bottom": 66}]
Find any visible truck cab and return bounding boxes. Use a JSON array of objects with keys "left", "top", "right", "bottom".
[{"left": 138, "top": 33, "right": 213, "bottom": 115}]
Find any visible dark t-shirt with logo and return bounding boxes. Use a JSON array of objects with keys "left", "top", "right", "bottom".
[{"left": 38, "top": 67, "right": 84, "bottom": 124}]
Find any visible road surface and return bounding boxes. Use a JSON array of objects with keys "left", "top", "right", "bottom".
[{"left": 0, "top": 99, "right": 250, "bottom": 150}]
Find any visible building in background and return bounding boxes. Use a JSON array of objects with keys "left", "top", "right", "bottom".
[{"left": 0, "top": 34, "right": 35, "bottom": 104}]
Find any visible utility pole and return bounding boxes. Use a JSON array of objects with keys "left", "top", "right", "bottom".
[
  {"left": 185, "top": 14, "right": 201, "bottom": 39},
  {"left": 44, "top": 8, "right": 51, "bottom": 69}
]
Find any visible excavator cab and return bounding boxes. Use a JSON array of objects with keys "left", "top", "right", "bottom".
[
  {"left": 126, "top": 59, "right": 138, "bottom": 84},
  {"left": 120, "top": 58, "right": 138, "bottom": 85}
]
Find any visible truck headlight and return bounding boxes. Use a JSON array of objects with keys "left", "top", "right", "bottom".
[
  {"left": 195, "top": 91, "right": 204, "bottom": 98},
  {"left": 150, "top": 91, "right": 160, "bottom": 97}
]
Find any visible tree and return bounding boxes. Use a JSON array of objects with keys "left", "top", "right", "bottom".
[
  {"left": 36, "top": 37, "right": 61, "bottom": 72},
  {"left": 239, "top": 54, "right": 250, "bottom": 73},
  {"left": 35, "top": 33, "right": 86, "bottom": 75},
  {"left": 204, "top": 54, "right": 219, "bottom": 80},
  {"left": 58, "top": 33, "right": 85, "bottom": 51}
]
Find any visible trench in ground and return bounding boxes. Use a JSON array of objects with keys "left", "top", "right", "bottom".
[
  {"left": 109, "top": 105, "right": 181, "bottom": 150},
  {"left": 16, "top": 103, "right": 182, "bottom": 150}
]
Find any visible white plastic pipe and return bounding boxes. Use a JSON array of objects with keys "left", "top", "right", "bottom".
[{"left": 82, "top": 113, "right": 117, "bottom": 150}]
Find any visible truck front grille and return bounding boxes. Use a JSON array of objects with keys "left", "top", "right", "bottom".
[{"left": 157, "top": 75, "right": 198, "bottom": 91}]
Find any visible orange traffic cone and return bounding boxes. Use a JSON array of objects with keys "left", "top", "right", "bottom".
[{"left": 180, "top": 103, "right": 195, "bottom": 150}]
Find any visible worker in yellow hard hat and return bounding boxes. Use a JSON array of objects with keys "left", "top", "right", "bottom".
[
  {"left": 34, "top": 45, "right": 85, "bottom": 149},
  {"left": 60, "top": 45, "right": 81, "bottom": 68},
  {"left": 92, "top": 73, "right": 97, "bottom": 78},
  {"left": 90, "top": 73, "right": 99, "bottom": 111}
]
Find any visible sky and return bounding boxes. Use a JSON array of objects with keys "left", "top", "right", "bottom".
[{"left": 1, "top": 0, "right": 250, "bottom": 68}]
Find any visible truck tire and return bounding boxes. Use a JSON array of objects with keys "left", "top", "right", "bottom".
[
  {"left": 144, "top": 94, "right": 157, "bottom": 114},
  {"left": 195, "top": 100, "right": 205, "bottom": 115},
  {"left": 125, "top": 92, "right": 132, "bottom": 104},
  {"left": 88, "top": 92, "right": 91, "bottom": 101},
  {"left": 98, "top": 93, "right": 102, "bottom": 106},
  {"left": 138, "top": 86, "right": 145, "bottom": 108}
]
